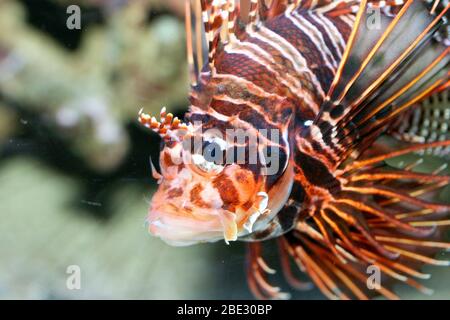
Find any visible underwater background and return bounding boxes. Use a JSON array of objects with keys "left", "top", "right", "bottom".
[{"left": 0, "top": 0, "right": 448, "bottom": 299}]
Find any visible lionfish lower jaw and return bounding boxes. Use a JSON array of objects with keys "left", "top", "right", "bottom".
[{"left": 148, "top": 205, "right": 227, "bottom": 246}]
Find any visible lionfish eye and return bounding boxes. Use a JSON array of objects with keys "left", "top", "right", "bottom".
[{"left": 191, "top": 153, "right": 223, "bottom": 174}]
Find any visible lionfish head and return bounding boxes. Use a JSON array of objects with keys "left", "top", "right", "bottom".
[{"left": 139, "top": 92, "right": 293, "bottom": 246}]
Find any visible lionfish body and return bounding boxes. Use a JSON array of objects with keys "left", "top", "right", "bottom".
[{"left": 139, "top": 0, "right": 450, "bottom": 299}]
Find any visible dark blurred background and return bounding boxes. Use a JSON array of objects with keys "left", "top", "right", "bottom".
[{"left": 0, "top": 0, "right": 447, "bottom": 299}]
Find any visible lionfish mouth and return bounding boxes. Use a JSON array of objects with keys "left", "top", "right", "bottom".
[
  {"left": 147, "top": 204, "right": 226, "bottom": 246},
  {"left": 147, "top": 185, "right": 245, "bottom": 246},
  {"left": 147, "top": 200, "right": 271, "bottom": 246},
  {"left": 147, "top": 178, "right": 294, "bottom": 246},
  {"left": 144, "top": 156, "right": 230, "bottom": 245}
]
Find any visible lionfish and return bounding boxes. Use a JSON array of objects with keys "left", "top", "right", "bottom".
[{"left": 139, "top": 0, "right": 450, "bottom": 299}]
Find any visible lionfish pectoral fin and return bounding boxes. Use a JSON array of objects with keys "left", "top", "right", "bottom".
[
  {"left": 246, "top": 242, "right": 292, "bottom": 300},
  {"left": 308, "top": 1, "right": 449, "bottom": 166},
  {"left": 276, "top": 1, "right": 450, "bottom": 300},
  {"left": 285, "top": 134, "right": 450, "bottom": 299}
]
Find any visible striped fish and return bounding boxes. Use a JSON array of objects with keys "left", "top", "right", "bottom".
[{"left": 139, "top": 0, "right": 450, "bottom": 299}]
